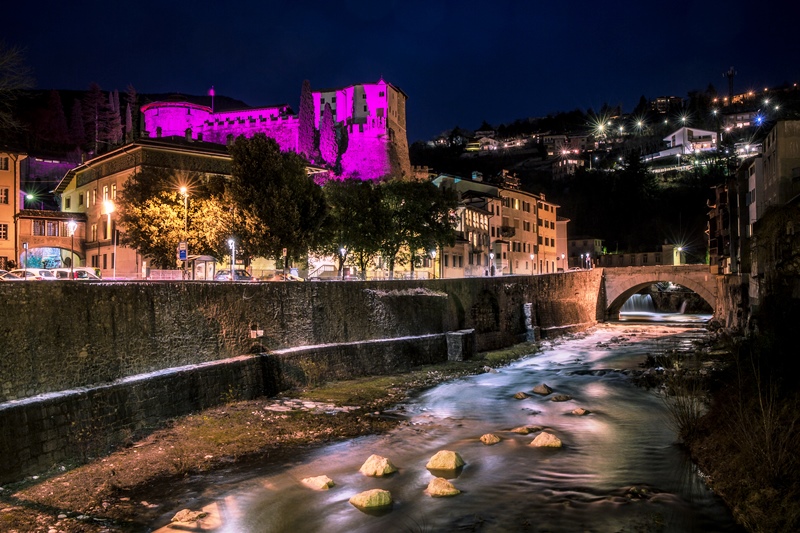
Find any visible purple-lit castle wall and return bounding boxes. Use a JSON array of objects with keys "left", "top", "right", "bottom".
[
  {"left": 141, "top": 79, "right": 410, "bottom": 181},
  {"left": 141, "top": 102, "right": 299, "bottom": 152}
]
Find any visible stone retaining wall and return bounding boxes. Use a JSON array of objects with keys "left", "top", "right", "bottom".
[{"left": 0, "top": 272, "right": 603, "bottom": 483}]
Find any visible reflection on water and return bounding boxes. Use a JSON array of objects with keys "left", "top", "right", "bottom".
[{"left": 154, "top": 322, "right": 740, "bottom": 533}]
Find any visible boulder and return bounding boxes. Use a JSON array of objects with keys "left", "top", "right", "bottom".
[
  {"left": 171, "top": 509, "right": 208, "bottom": 523},
  {"left": 349, "top": 489, "right": 393, "bottom": 509},
  {"left": 530, "top": 431, "right": 563, "bottom": 448},
  {"left": 426, "top": 477, "right": 461, "bottom": 497},
  {"left": 480, "top": 433, "right": 501, "bottom": 445},
  {"left": 426, "top": 450, "right": 465, "bottom": 470},
  {"left": 551, "top": 394, "right": 572, "bottom": 402},
  {"left": 359, "top": 454, "right": 398, "bottom": 477},
  {"left": 301, "top": 475, "right": 334, "bottom": 490},
  {"left": 572, "top": 407, "right": 589, "bottom": 416},
  {"left": 532, "top": 384, "right": 553, "bottom": 395},
  {"left": 510, "top": 425, "right": 542, "bottom": 434},
  {"left": 513, "top": 391, "right": 530, "bottom": 399}
]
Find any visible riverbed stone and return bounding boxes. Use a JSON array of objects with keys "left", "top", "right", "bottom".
[
  {"left": 513, "top": 391, "right": 530, "bottom": 399},
  {"left": 426, "top": 450, "right": 465, "bottom": 470},
  {"left": 572, "top": 407, "right": 589, "bottom": 416},
  {"left": 480, "top": 433, "right": 501, "bottom": 445},
  {"left": 511, "top": 425, "right": 542, "bottom": 434},
  {"left": 349, "top": 488, "right": 393, "bottom": 509},
  {"left": 301, "top": 475, "right": 334, "bottom": 490},
  {"left": 171, "top": 509, "right": 208, "bottom": 523},
  {"left": 359, "top": 454, "right": 397, "bottom": 477},
  {"left": 530, "top": 432, "right": 563, "bottom": 448},
  {"left": 426, "top": 477, "right": 461, "bottom": 497},
  {"left": 551, "top": 394, "right": 572, "bottom": 402},
  {"left": 532, "top": 384, "right": 553, "bottom": 395}
]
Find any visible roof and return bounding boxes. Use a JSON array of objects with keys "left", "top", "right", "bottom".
[
  {"left": 54, "top": 138, "right": 231, "bottom": 194},
  {"left": 17, "top": 209, "right": 87, "bottom": 221}
]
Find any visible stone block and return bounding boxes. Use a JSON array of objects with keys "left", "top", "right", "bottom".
[{"left": 446, "top": 329, "right": 476, "bottom": 361}]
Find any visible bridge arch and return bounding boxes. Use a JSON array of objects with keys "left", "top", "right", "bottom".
[{"left": 603, "top": 266, "right": 717, "bottom": 319}]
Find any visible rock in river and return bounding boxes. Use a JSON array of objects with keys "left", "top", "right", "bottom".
[
  {"left": 426, "top": 450, "right": 465, "bottom": 470},
  {"left": 359, "top": 454, "right": 398, "bottom": 477}
]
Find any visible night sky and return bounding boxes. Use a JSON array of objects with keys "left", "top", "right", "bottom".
[{"left": 5, "top": 0, "right": 798, "bottom": 142}]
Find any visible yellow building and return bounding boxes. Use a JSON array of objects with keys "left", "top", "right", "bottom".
[
  {"left": 55, "top": 138, "right": 232, "bottom": 279},
  {"left": 0, "top": 148, "right": 27, "bottom": 269},
  {"left": 535, "top": 194, "right": 560, "bottom": 274}
]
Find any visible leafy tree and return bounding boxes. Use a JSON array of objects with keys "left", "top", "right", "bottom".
[
  {"left": 298, "top": 79, "right": 315, "bottom": 159},
  {"left": 317, "top": 179, "right": 383, "bottom": 278},
  {"left": 227, "top": 133, "right": 327, "bottom": 268},
  {"left": 116, "top": 165, "right": 231, "bottom": 268},
  {"left": 376, "top": 179, "right": 458, "bottom": 278},
  {"left": 319, "top": 102, "right": 337, "bottom": 166},
  {"left": 0, "top": 41, "right": 33, "bottom": 134}
]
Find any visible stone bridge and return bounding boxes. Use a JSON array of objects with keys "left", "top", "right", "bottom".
[{"left": 602, "top": 265, "right": 718, "bottom": 319}]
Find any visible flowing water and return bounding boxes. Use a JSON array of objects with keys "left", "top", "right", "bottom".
[{"left": 155, "top": 320, "right": 740, "bottom": 532}]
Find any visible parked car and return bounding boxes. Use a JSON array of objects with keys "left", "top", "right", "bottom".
[
  {"left": 0, "top": 271, "right": 25, "bottom": 281},
  {"left": 214, "top": 269, "right": 256, "bottom": 282},
  {"left": 265, "top": 272, "right": 305, "bottom": 282},
  {"left": 52, "top": 267, "right": 101, "bottom": 280},
  {"left": 8, "top": 268, "right": 57, "bottom": 280}
]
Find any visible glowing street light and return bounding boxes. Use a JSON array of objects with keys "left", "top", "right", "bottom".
[
  {"left": 489, "top": 251, "right": 495, "bottom": 276},
  {"left": 103, "top": 200, "right": 116, "bottom": 279},
  {"left": 180, "top": 186, "right": 189, "bottom": 280},
  {"left": 530, "top": 253, "right": 535, "bottom": 275},
  {"left": 339, "top": 247, "right": 346, "bottom": 279},
  {"left": 67, "top": 219, "right": 77, "bottom": 279},
  {"left": 227, "top": 238, "right": 235, "bottom": 279},
  {"left": 429, "top": 249, "right": 437, "bottom": 279}
]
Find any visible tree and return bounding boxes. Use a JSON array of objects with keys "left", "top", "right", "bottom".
[
  {"left": 227, "top": 134, "right": 327, "bottom": 267},
  {"left": 83, "top": 83, "right": 116, "bottom": 154},
  {"left": 317, "top": 179, "right": 383, "bottom": 278},
  {"left": 319, "top": 102, "right": 337, "bottom": 167},
  {"left": 375, "top": 179, "right": 458, "bottom": 278},
  {"left": 125, "top": 84, "right": 138, "bottom": 142},
  {"left": 68, "top": 99, "right": 85, "bottom": 148},
  {"left": 36, "top": 90, "right": 70, "bottom": 146},
  {"left": 0, "top": 42, "right": 33, "bottom": 134},
  {"left": 108, "top": 90, "right": 123, "bottom": 145},
  {"left": 298, "top": 79, "right": 315, "bottom": 159},
  {"left": 116, "top": 165, "right": 232, "bottom": 268}
]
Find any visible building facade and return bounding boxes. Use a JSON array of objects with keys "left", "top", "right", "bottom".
[{"left": 0, "top": 149, "right": 26, "bottom": 269}]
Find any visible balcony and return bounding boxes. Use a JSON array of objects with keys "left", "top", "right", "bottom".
[{"left": 500, "top": 225, "right": 516, "bottom": 238}]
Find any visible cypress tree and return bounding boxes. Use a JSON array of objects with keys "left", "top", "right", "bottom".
[{"left": 297, "top": 79, "right": 315, "bottom": 159}]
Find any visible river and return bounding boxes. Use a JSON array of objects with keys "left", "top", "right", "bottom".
[{"left": 155, "top": 319, "right": 741, "bottom": 532}]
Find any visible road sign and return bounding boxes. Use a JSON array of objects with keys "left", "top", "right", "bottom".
[{"left": 178, "top": 241, "right": 188, "bottom": 261}]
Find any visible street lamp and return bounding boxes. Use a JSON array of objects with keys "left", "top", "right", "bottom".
[
  {"left": 530, "top": 253, "right": 534, "bottom": 275},
  {"left": 560, "top": 253, "right": 565, "bottom": 271},
  {"left": 339, "top": 247, "right": 346, "bottom": 280},
  {"left": 489, "top": 251, "right": 495, "bottom": 276},
  {"left": 67, "top": 219, "right": 77, "bottom": 279},
  {"left": 228, "top": 238, "right": 235, "bottom": 279},
  {"left": 429, "top": 249, "right": 436, "bottom": 279},
  {"left": 180, "top": 187, "right": 189, "bottom": 280}
]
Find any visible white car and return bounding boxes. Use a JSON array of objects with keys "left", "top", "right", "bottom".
[
  {"left": 9, "top": 268, "right": 57, "bottom": 280},
  {"left": 52, "top": 267, "right": 101, "bottom": 280}
]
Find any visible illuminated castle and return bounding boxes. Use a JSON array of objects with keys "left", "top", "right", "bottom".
[{"left": 141, "top": 79, "right": 411, "bottom": 180}]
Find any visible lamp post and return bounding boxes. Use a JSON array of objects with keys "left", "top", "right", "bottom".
[
  {"left": 67, "top": 219, "right": 77, "bottom": 279},
  {"left": 339, "top": 247, "right": 346, "bottom": 280},
  {"left": 530, "top": 253, "right": 535, "bottom": 275},
  {"left": 429, "top": 249, "right": 436, "bottom": 279},
  {"left": 489, "top": 252, "right": 495, "bottom": 276},
  {"left": 580, "top": 253, "right": 585, "bottom": 270},
  {"left": 180, "top": 187, "right": 189, "bottom": 280},
  {"left": 228, "top": 238, "right": 235, "bottom": 279},
  {"left": 560, "top": 253, "right": 565, "bottom": 272}
]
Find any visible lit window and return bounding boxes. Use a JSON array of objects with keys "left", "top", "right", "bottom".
[
  {"left": 0, "top": 157, "right": 8, "bottom": 170},
  {"left": 0, "top": 223, "right": 8, "bottom": 239},
  {"left": 0, "top": 188, "right": 8, "bottom": 204},
  {"left": 111, "top": 184, "right": 117, "bottom": 199}
]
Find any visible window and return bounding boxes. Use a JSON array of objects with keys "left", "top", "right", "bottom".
[
  {"left": 0, "top": 188, "right": 8, "bottom": 204},
  {"left": 65, "top": 196, "right": 71, "bottom": 209},
  {"left": 362, "top": 94, "right": 366, "bottom": 99},
  {"left": 47, "top": 221, "right": 60, "bottom": 236},
  {"left": 0, "top": 223, "right": 7, "bottom": 239},
  {"left": 0, "top": 157, "right": 8, "bottom": 170},
  {"left": 111, "top": 184, "right": 117, "bottom": 199},
  {"left": 379, "top": 91, "right": 384, "bottom": 97},
  {"left": 103, "top": 185, "right": 109, "bottom": 200},
  {"left": 91, "top": 255, "right": 99, "bottom": 268},
  {"left": 79, "top": 193, "right": 84, "bottom": 206},
  {"left": 103, "top": 254, "right": 107, "bottom": 269},
  {"left": 363, "top": 105, "right": 367, "bottom": 112},
  {"left": 92, "top": 190, "right": 97, "bottom": 206},
  {"left": 33, "top": 220, "right": 46, "bottom": 236},
  {"left": 332, "top": 96, "right": 336, "bottom": 103},
  {"left": 91, "top": 223, "right": 97, "bottom": 242}
]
